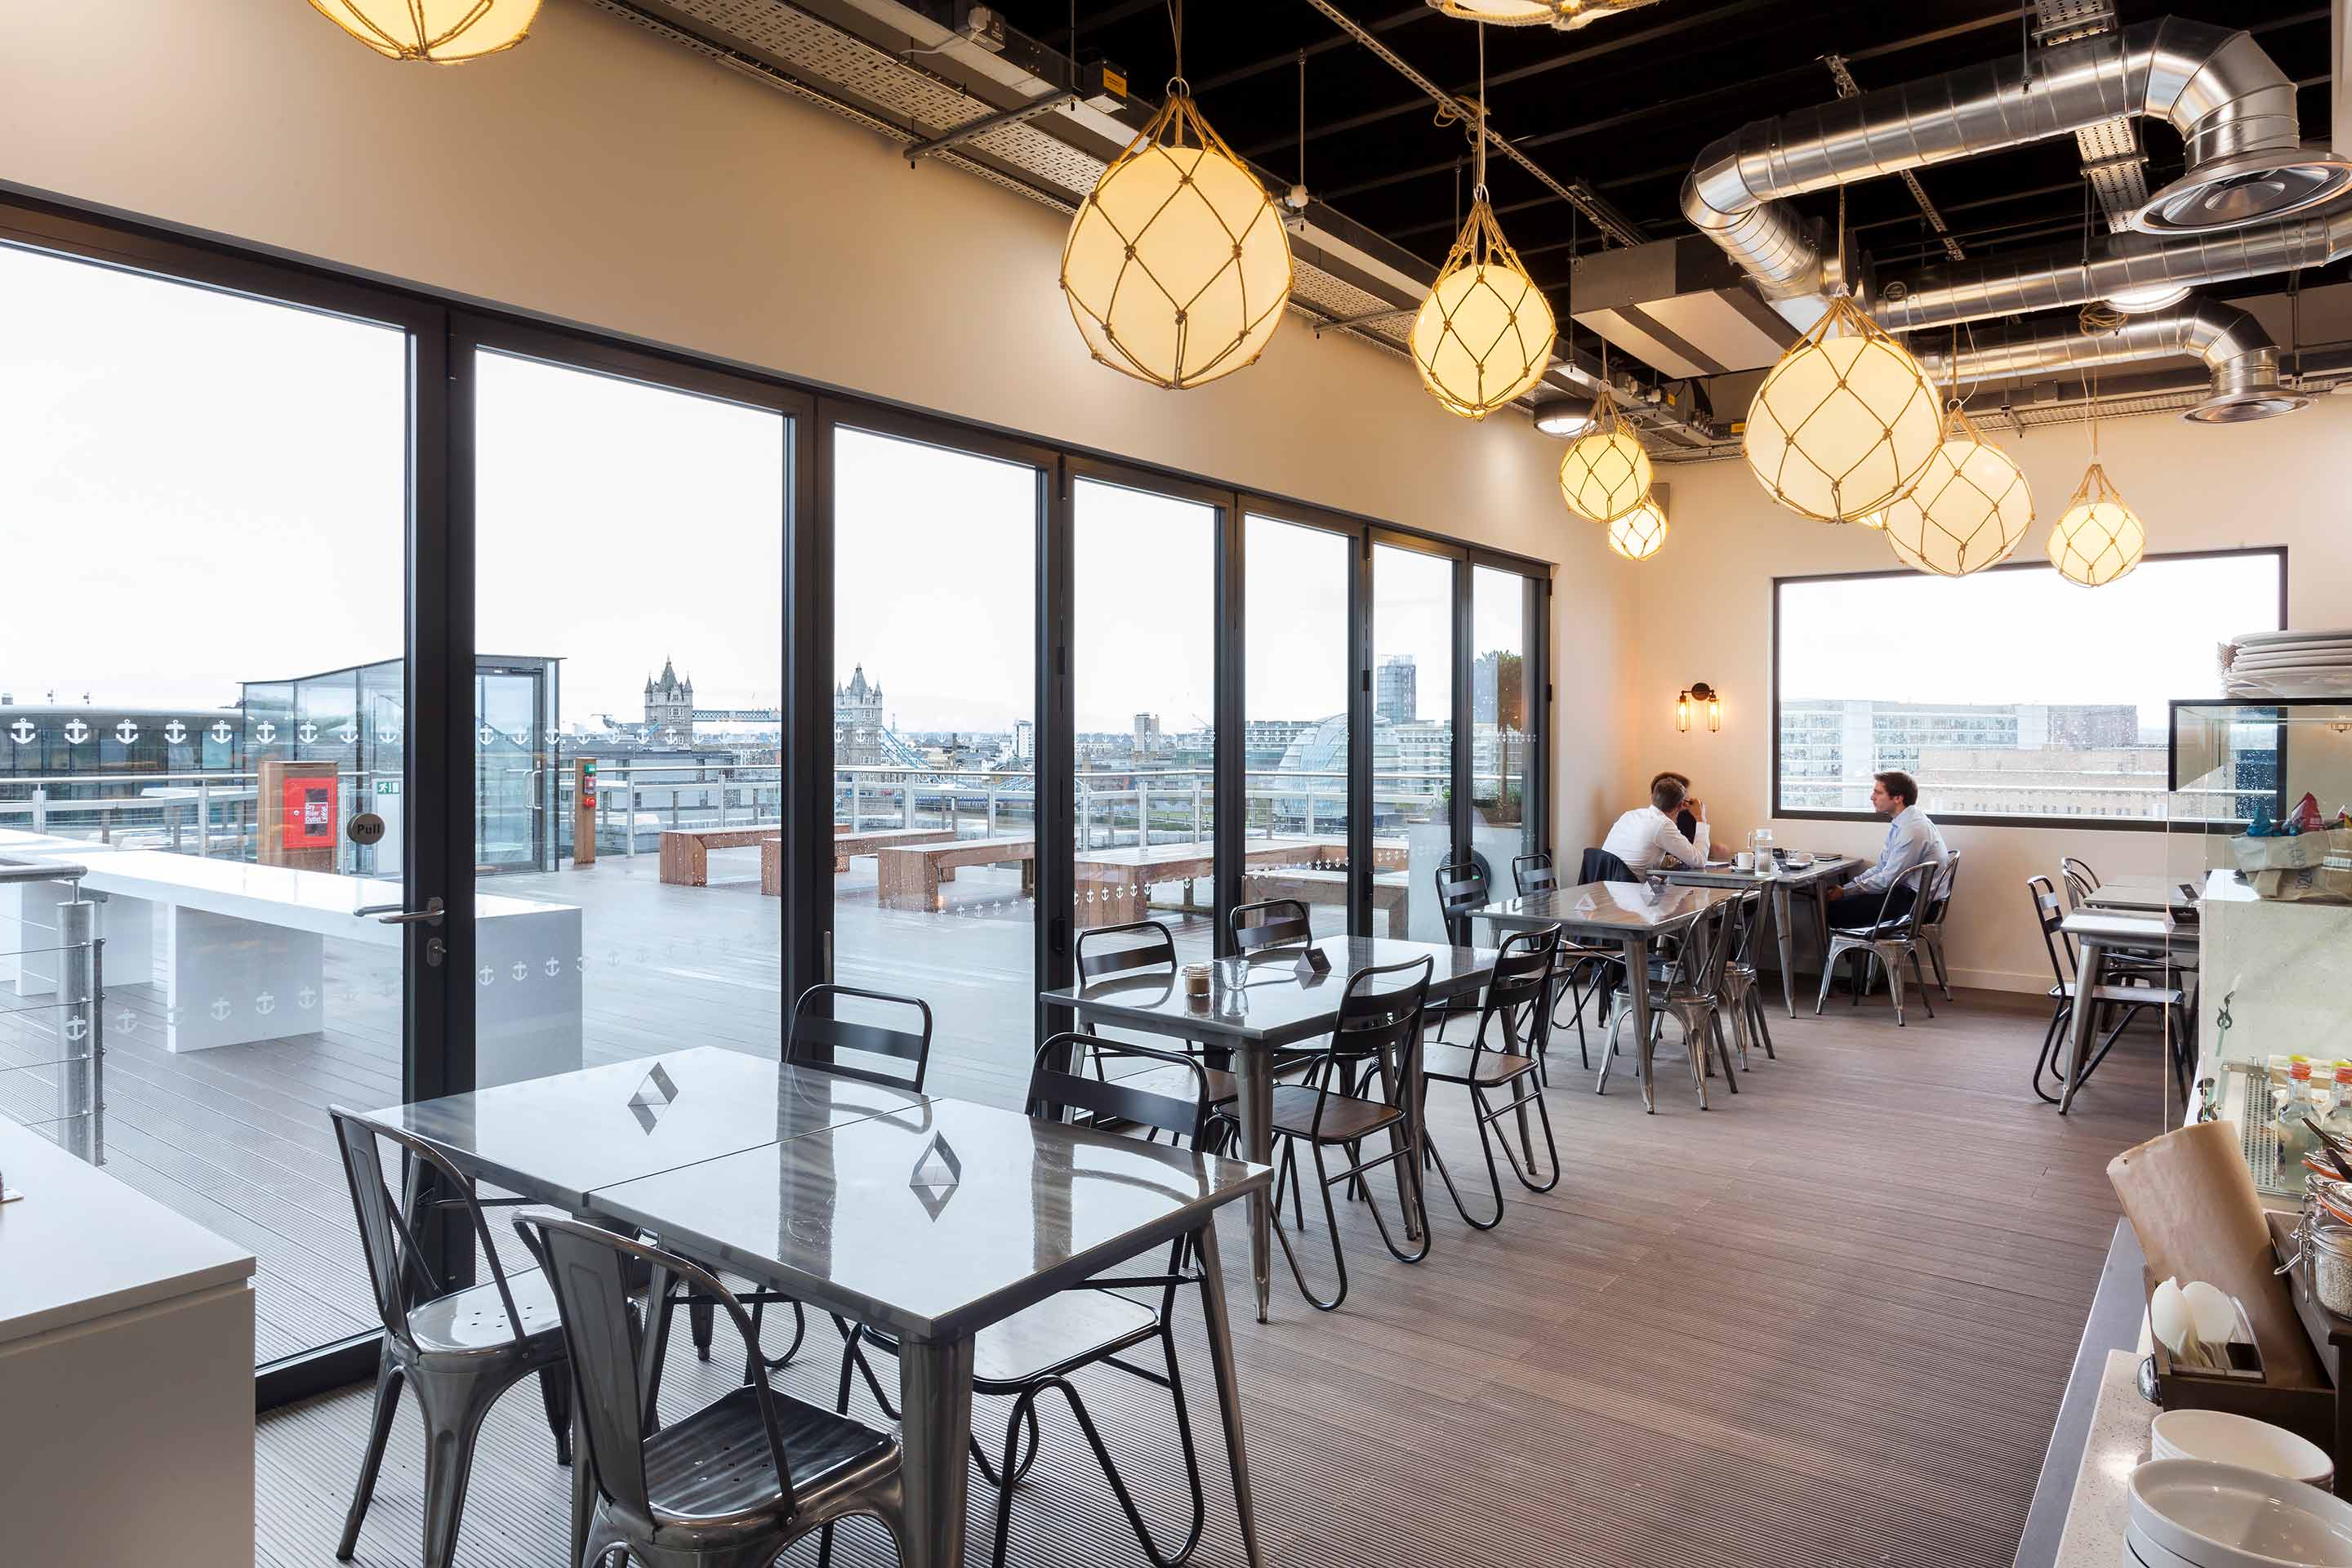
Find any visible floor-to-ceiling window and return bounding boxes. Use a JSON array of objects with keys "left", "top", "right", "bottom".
[
  {"left": 1472, "top": 563, "right": 1539, "bottom": 877},
  {"left": 830, "top": 421, "right": 1041, "bottom": 1106},
  {"left": 0, "top": 236, "right": 411, "bottom": 1370},
  {"left": 1243, "top": 511, "right": 1356, "bottom": 938},
  {"left": 1073, "top": 475, "right": 1221, "bottom": 960},
  {"left": 471, "top": 344, "right": 791, "bottom": 1089},
  {"left": 1372, "top": 539, "right": 1459, "bottom": 938}
]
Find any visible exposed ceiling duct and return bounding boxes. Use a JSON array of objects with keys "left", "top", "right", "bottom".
[
  {"left": 1915, "top": 299, "right": 2311, "bottom": 423},
  {"left": 1681, "top": 17, "right": 2345, "bottom": 318},
  {"left": 1873, "top": 206, "right": 2352, "bottom": 333}
]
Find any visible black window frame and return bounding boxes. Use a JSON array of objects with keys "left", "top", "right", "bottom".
[{"left": 1771, "top": 545, "right": 2289, "bottom": 833}]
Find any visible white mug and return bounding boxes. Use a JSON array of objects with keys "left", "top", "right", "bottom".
[{"left": 1734, "top": 851, "right": 1754, "bottom": 870}]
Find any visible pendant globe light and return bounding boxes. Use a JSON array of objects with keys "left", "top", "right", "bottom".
[
  {"left": 1425, "top": 0, "right": 1560, "bottom": 24},
  {"left": 2049, "top": 462, "right": 2146, "bottom": 587},
  {"left": 1607, "top": 497, "right": 1668, "bottom": 560},
  {"left": 307, "top": 0, "right": 539, "bottom": 61},
  {"left": 1877, "top": 401, "right": 2035, "bottom": 577},
  {"left": 1557, "top": 372, "right": 1652, "bottom": 522},
  {"left": 1408, "top": 32, "right": 1557, "bottom": 419},
  {"left": 1744, "top": 293, "right": 1943, "bottom": 523},
  {"left": 1061, "top": 5, "right": 1293, "bottom": 390}
]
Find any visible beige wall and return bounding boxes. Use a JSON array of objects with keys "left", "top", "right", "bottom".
[
  {"left": 1630, "top": 399, "right": 2352, "bottom": 994},
  {"left": 0, "top": 0, "right": 1635, "bottom": 839}
]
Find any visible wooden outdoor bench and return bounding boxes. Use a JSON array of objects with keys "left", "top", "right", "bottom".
[
  {"left": 876, "top": 835, "right": 1036, "bottom": 911},
  {"left": 759, "top": 826, "right": 957, "bottom": 896},
  {"left": 658, "top": 826, "right": 782, "bottom": 887},
  {"left": 1245, "top": 866, "right": 1410, "bottom": 938}
]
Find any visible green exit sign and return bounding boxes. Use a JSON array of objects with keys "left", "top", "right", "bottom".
[{"left": 375, "top": 780, "right": 401, "bottom": 796}]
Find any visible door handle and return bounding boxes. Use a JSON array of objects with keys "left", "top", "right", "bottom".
[{"left": 358, "top": 896, "right": 443, "bottom": 927}]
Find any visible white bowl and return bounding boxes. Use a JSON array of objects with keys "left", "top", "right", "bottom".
[
  {"left": 2151, "top": 1412, "right": 2334, "bottom": 1489},
  {"left": 2130, "top": 1459, "right": 2352, "bottom": 1566},
  {"left": 2130, "top": 1521, "right": 2210, "bottom": 1568}
]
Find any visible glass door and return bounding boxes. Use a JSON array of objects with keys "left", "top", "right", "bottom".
[
  {"left": 1371, "top": 537, "right": 1460, "bottom": 938},
  {"left": 464, "top": 332, "right": 803, "bottom": 1098},
  {"left": 0, "top": 225, "right": 431, "bottom": 1383},
  {"left": 1471, "top": 564, "right": 1539, "bottom": 878},
  {"left": 1242, "top": 511, "right": 1357, "bottom": 938}
]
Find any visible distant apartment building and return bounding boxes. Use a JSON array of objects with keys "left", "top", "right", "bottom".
[
  {"left": 1779, "top": 698, "right": 2151, "bottom": 816},
  {"left": 1376, "top": 656, "right": 1417, "bottom": 725}
]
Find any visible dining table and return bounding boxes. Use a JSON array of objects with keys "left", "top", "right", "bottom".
[
  {"left": 2081, "top": 875, "right": 2200, "bottom": 915},
  {"left": 1040, "top": 933, "right": 1495, "bottom": 1324},
  {"left": 1663, "top": 854, "right": 1858, "bottom": 1017},
  {"left": 365, "top": 1044, "right": 1272, "bottom": 1568},
  {"left": 2054, "top": 909, "right": 2200, "bottom": 1114},
  {"left": 1472, "top": 880, "right": 1749, "bottom": 1113}
]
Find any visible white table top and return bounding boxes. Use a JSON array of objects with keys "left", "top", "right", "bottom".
[
  {"left": 7, "top": 848, "right": 568, "bottom": 932},
  {"left": 2051, "top": 1349, "right": 2155, "bottom": 1568},
  {"left": 0, "top": 1120, "right": 253, "bottom": 1347}
]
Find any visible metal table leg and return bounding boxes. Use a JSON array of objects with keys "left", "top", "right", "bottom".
[
  {"left": 1621, "top": 933, "right": 1656, "bottom": 1114},
  {"left": 897, "top": 1334, "right": 976, "bottom": 1568},
  {"left": 1771, "top": 882, "right": 1797, "bottom": 1019},
  {"left": 1233, "top": 1047, "right": 1276, "bottom": 1323},
  {"left": 2059, "top": 940, "right": 2107, "bottom": 1116},
  {"left": 1195, "top": 1215, "right": 1263, "bottom": 1568}
]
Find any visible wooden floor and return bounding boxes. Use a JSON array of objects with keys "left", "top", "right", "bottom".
[{"left": 254, "top": 981, "right": 2164, "bottom": 1568}]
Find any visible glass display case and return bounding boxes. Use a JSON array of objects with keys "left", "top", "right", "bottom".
[{"left": 2170, "top": 699, "right": 2352, "bottom": 1194}]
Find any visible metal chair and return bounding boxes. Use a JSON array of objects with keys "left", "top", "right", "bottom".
[
  {"left": 2025, "top": 875, "right": 2191, "bottom": 1104},
  {"left": 510, "top": 1213, "right": 910, "bottom": 1568},
  {"left": 835, "top": 1036, "right": 1251, "bottom": 1568},
  {"left": 1814, "top": 860, "right": 1941, "bottom": 1027},
  {"left": 1577, "top": 846, "right": 1639, "bottom": 885},
  {"left": 1077, "top": 919, "right": 1241, "bottom": 1134},
  {"left": 1717, "top": 889, "right": 1776, "bottom": 1068},
  {"left": 672, "top": 983, "right": 933, "bottom": 1373},
  {"left": 1420, "top": 927, "right": 1561, "bottom": 1229},
  {"left": 1226, "top": 899, "right": 1342, "bottom": 1090},
  {"left": 1598, "top": 897, "right": 1741, "bottom": 1107},
  {"left": 1916, "top": 849, "right": 1962, "bottom": 1001},
  {"left": 2060, "top": 855, "right": 2102, "bottom": 892},
  {"left": 327, "top": 1107, "right": 572, "bottom": 1568},
  {"left": 1510, "top": 852, "right": 1613, "bottom": 1072},
  {"left": 1430, "top": 858, "right": 1489, "bottom": 1036},
  {"left": 1269, "top": 956, "right": 1435, "bottom": 1312}
]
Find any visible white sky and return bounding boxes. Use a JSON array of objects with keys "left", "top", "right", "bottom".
[{"left": 1778, "top": 552, "right": 2282, "bottom": 728}]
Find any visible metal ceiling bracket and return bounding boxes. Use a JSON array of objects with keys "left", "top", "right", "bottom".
[
  {"left": 904, "top": 88, "right": 1078, "bottom": 163},
  {"left": 1312, "top": 305, "right": 1418, "bottom": 336}
]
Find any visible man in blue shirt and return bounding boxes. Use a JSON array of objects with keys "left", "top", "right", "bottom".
[{"left": 1824, "top": 769, "right": 1948, "bottom": 927}]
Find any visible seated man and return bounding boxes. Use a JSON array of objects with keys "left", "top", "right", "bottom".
[
  {"left": 1651, "top": 770, "right": 1702, "bottom": 846},
  {"left": 1601, "top": 774, "right": 1710, "bottom": 875},
  {"left": 1824, "top": 770, "right": 1949, "bottom": 926}
]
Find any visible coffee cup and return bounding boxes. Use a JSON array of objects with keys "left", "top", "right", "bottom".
[
  {"left": 1734, "top": 851, "right": 1753, "bottom": 871},
  {"left": 1182, "top": 962, "right": 1211, "bottom": 1000}
]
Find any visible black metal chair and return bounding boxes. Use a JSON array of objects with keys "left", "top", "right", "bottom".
[
  {"left": 1269, "top": 956, "right": 1434, "bottom": 1312},
  {"left": 1429, "top": 858, "right": 1490, "bottom": 1036},
  {"left": 1227, "top": 898, "right": 1344, "bottom": 1090},
  {"left": 834, "top": 1036, "right": 1249, "bottom": 1568},
  {"left": 510, "top": 1213, "right": 910, "bottom": 1568},
  {"left": 327, "top": 1107, "right": 572, "bottom": 1568},
  {"left": 1076, "top": 919, "right": 1241, "bottom": 1135},
  {"left": 1815, "top": 860, "right": 1941, "bottom": 1026},
  {"left": 1420, "top": 927, "right": 1561, "bottom": 1229},
  {"left": 2060, "top": 855, "right": 2102, "bottom": 892},
  {"left": 1577, "top": 846, "right": 1640, "bottom": 885},
  {"left": 672, "top": 983, "right": 933, "bottom": 1373},
  {"left": 1510, "top": 851, "right": 1612, "bottom": 1071},
  {"left": 2026, "top": 875, "right": 2191, "bottom": 1104}
]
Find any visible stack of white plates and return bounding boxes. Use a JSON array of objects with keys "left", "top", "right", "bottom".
[
  {"left": 2221, "top": 630, "right": 2352, "bottom": 699},
  {"left": 2127, "top": 1458, "right": 2352, "bottom": 1566},
  {"left": 2150, "top": 1410, "right": 2334, "bottom": 1488}
]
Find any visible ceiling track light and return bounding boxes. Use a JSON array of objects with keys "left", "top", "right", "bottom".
[{"left": 1531, "top": 393, "right": 1596, "bottom": 437}]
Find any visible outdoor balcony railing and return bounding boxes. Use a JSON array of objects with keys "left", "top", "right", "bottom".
[{"left": 0, "top": 858, "right": 104, "bottom": 1163}]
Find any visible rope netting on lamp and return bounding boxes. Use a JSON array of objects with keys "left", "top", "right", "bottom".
[
  {"left": 1743, "top": 295, "right": 1943, "bottom": 523},
  {"left": 1061, "top": 87, "right": 1294, "bottom": 390},
  {"left": 1557, "top": 385, "right": 1652, "bottom": 522},
  {"left": 307, "top": 0, "right": 540, "bottom": 60},
  {"left": 1607, "top": 497, "right": 1668, "bottom": 560},
  {"left": 2048, "top": 461, "right": 2147, "bottom": 587},
  {"left": 1877, "top": 403, "right": 2035, "bottom": 577}
]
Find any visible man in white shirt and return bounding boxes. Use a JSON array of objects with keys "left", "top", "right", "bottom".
[
  {"left": 1825, "top": 769, "right": 1949, "bottom": 925},
  {"left": 1601, "top": 775, "right": 1712, "bottom": 875}
]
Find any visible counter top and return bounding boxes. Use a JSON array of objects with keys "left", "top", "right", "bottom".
[
  {"left": 0, "top": 1120, "right": 253, "bottom": 1346},
  {"left": 2050, "top": 1350, "right": 2155, "bottom": 1568}
]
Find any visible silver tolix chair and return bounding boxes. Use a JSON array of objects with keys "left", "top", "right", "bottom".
[
  {"left": 1814, "top": 859, "right": 1943, "bottom": 1027},
  {"left": 327, "top": 1107, "right": 572, "bottom": 1568}
]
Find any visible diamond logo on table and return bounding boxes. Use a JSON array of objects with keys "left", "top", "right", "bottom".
[
  {"left": 626, "top": 1062, "right": 680, "bottom": 1134},
  {"left": 908, "top": 1134, "right": 964, "bottom": 1221}
]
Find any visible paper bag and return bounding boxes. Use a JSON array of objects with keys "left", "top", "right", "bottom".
[{"left": 2108, "top": 1120, "right": 2328, "bottom": 1390}]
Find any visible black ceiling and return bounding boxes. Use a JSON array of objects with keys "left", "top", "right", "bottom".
[{"left": 987, "top": 2, "right": 2337, "bottom": 313}]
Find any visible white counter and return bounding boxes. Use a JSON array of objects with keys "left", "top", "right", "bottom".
[{"left": 0, "top": 1119, "right": 256, "bottom": 1566}]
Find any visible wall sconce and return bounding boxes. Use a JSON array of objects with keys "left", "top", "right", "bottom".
[{"left": 1677, "top": 682, "right": 1721, "bottom": 733}]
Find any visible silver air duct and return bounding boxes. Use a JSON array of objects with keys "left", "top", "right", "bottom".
[
  {"left": 1915, "top": 300, "right": 2310, "bottom": 424},
  {"left": 1873, "top": 204, "right": 2352, "bottom": 333},
  {"left": 1682, "top": 17, "right": 2346, "bottom": 310}
]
